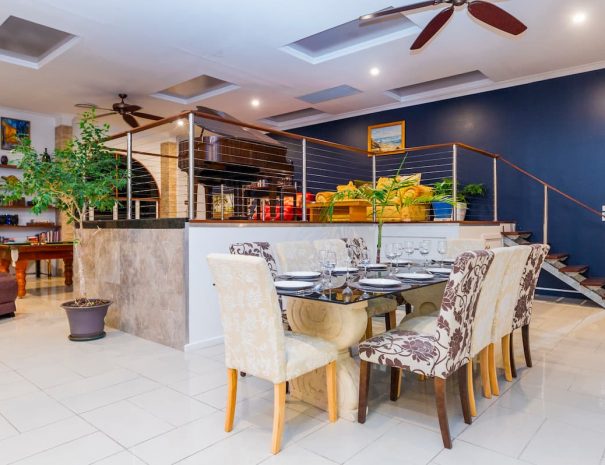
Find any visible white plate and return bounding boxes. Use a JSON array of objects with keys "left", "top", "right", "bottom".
[
  {"left": 426, "top": 267, "right": 451, "bottom": 275},
  {"left": 391, "top": 260, "right": 412, "bottom": 266},
  {"left": 396, "top": 272, "right": 434, "bottom": 280},
  {"left": 333, "top": 267, "right": 358, "bottom": 273},
  {"left": 284, "top": 271, "right": 321, "bottom": 279},
  {"left": 361, "top": 263, "right": 387, "bottom": 270},
  {"left": 438, "top": 258, "right": 455, "bottom": 265},
  {"left": 274, "top": 280, "right": 315, "bottom": 290},
  {"left": 359, "top": 278, "right": 401, "bottom": 287}
]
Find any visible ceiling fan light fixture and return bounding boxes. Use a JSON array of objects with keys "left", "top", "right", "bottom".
[
  {"left": 370, "top": 67, "right": 380, "bottom": 76},
  {"left": 571, "top": 11, "right": 587, "bottom": 25}
]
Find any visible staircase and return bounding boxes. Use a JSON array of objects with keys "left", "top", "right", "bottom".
[{"left": 502, "top": 231, "right": 605, "bottom": 308}]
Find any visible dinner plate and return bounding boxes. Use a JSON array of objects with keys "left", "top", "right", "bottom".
[
  {"left": 333, "top": 267, "right": 358, "bottom": 274},
  {"left": 274, "top": 280, "right": 315, "bottom": 290},
  {"left": 395, "top": 272, "right": 434, "bottom": 280},
  {"left": 284, "top": 271, "right": 321, "bottom": 279},
  {"left": 391, "top": 260, "right": 412, "bottom": 266},
  {"left": 436, "top": 258, "right": 455, "bottom": 265},
  {"left": 359, "top": 278, "right": 401, "bottom": 287},
  {"left": 361, "top": 263, "right": 388, "bottom": 270},
  {"left": 426, "top": 267, "right": 451, "bottom": 275}
]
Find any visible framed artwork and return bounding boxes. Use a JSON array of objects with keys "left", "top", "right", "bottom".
[
  {"left": 1, "top": 117, "right": 31, "bottom": 150},
  {"left": 368, "top": 120, "right": 405, "bottom": 153},
  {"left": 212, "top": 192, "right": 234, "bottom": 218}
]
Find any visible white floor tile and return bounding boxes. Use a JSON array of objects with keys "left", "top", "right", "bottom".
[
  {"left": 520, "top": 419, "right": 605, "bottom": 465},
  {"left": 0, "top": 377, "right": 40, "bottom": 401},
  {"left": 92, "top": 451, "right": 147, "bottom": 465},
  {"left": 16, "top": 363, "right": 84, "bottom": 389},
  {"left": 0, "top": 390, "right": 74, "bottom": 432},
  {"left": 128, "top": 387, "right": 217, "bottom": 426},
  {"left": 258, "top": 444, "right": 338, "bottom": 465},
  {"left": 432, "top": 440, "right": 533, "bottom": 465},
  {"left": 82, "top": 400, "right": 173, "bottom": 448},
  {"left": 12, "top": 431, "right": 123, "bottom": 465},
  {"left": 194, "top": 376, "right": 272, "bottom": 409},
  {"left": 167, "top": 370, "right": 227, "bottom": 396},
  {"left": 0, "top": 413, "right": 18, "bottom": 440},
  {"left": 45, "top": 368, "right": 139, "bottom": 401}
]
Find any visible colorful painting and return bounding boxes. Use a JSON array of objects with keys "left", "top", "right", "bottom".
[
  {"left": 368, "top": 121, "right": 405, "bottom": 153},
  {"left": 1, "top": 117, "right": 31, "bottom": 150},
  {"left": 212, "top": 193, "right": 234, "bottom": 218}
]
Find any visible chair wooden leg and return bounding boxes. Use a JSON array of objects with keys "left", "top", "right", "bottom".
[
  {"left": 364, "top": 317, "right": 373, "bottom": 340},
  {"left": 458, "top": 364, "right": 472, "bottom": 425},
  {"left": 522, "top": 324, "right": 532, "bottom": 368},
  {"left": 385, "top": 310, "right": 397, "bottom": 331},
  {"left": 271, "top": 382, "right": 287, "bottom": 454},
  {"left": 358, "top": 360, "right": 371, "bottom": 424},
  {"left": 240, "top": 371, "right": 246, "bottom": 377},
  {"left": 479, "top": 347, "right": 492, "bottom": 399},
  {"left": 434, "top": 377, "right": 452, "bottom": 449},
  {"left": 488, "top": 343, "right": 500, "bottom": 396},
  {"left": 326, "top": 361, "right": 338, "bottom": 422},
  {"left": 467, "top": 361, "right": 477, "bottom": 417},
  {"left": 390, "top": 367, "right": 402, "bottom": 401},
  {"left": 502, "top": 334, "right": 513, "bottom": 382},
  {"left": 510, "top": 331, "right": 517, "bottom": 378},
  {"left": 225, "top": 368, "right": 238, "bottom": 432}
]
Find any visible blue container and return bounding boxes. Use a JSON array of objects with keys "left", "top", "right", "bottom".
[{"left": 432, "top": 201, "right": 453, "bottom": 220}]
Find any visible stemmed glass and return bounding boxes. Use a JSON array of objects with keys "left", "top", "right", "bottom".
[
  {"left": 404, "top": 240, "right": 415, "bottom": 271},
  {"left": 385, "top": 243, "right": 398, "bottom": 276},
  {"left": 419, "top": 240, "right": 431, "bottom": 267},
  {"left": 437, "top": 240, "right": 447, "bottom": 266},
  {"left": 322, "top": 250, "right": 337, "bottom": 287},
  {"left": 359, "top": 249, "right": 370, "bottom": 277}
]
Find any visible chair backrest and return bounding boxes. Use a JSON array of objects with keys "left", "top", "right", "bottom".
[
  {"left": 431, "top": 249, "right": 494, "bottom": 378},
  {"left": 492, "top": 245, "right": 532, "bottom": 339},
  {"left": 470, "top": 247, "right": 517, "bottom": 356},
  {"left": 512, "top": 244, "right": 550, "bottom": 330},
  {"left": 313, "top": 239, "right": 350, "bottom": 266},
  {"left": 207, "top": 254, "right": 286, "bottom": 383},
  {"left": 229, "top": 242, "right": 279, "bottom": 279},
  {"left": 446, "top": 238, "right": 486, "bottom": 259},
  {"left": 275, "top": 240, "right": 319, "bottom": 272},
  {"left": 341, "top": 237, "right": 368, "bottom": 266}
]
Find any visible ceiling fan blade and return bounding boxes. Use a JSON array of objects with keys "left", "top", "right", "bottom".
[
  {"left": 123, "top": 104, "right": 142, "bottom": 113},
  {"left": 468, "top": 1, "right": 527, "bottom": 35},
  {"left": 411, "top": 6, "right": 454, "bottom": 50},
  {"left": 74, "top": 103, "right": 114, "bottom": 111},
  {"left": 360, "top": 1, "right": 439, "bottom": 21},
  {"left": 122, "top": 114, "right": 139, "bottom": 128},
  {"left": 131, "top": 111, "right": 163, "bottom": 121},
  {"left": 95, "top": 112, "right": 118, "bottom": 118}
]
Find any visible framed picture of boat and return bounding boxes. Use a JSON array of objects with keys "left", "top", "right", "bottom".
[
  {"left": 368, "top": 121, "right": 405, "bottom": 153},
  {"left": 1, "top": 117, "right": 31, "bottom": 150}
]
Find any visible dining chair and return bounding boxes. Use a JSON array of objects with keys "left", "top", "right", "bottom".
[
  {"left": 229, "top": 242, "right": 279, "bottom": 279},
  {"left": 341, "top": 236, "right": 368, "bottom": 266},
  {"left": 446, "top": 238, "right": 486, "bottom": 259},
  {"left": 509, "top": 243, "right": 549, "bottom": 377},
  {"left": 358, "top": 250, "right": 494, "bottom": 449},
  {"left": 275, "top": 240, "right": 319, "bottom": 272},
  {"left": 312, "top": 238, "right": 350, "bottom": 266},
  {"left": 489, "top": 246, "right": 532, "bottom": 386},
  {"left": 207, "top": 253, "right": 338, "bottom": 454}
]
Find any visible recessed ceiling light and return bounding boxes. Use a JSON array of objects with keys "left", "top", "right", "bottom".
[
  {"left": 176, "top": 119, "right": 185, "bottom": 127},
  {"left": 251, "top": 98, "right": 260, "bottom": 107},
  {"left": 370, "top": 67, "right": 380, "bottom": 76},
  {"left": 572, "top": 11, "right": 587, "bottom": 25}
]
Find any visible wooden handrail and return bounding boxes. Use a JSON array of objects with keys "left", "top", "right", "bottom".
[
  {"left": 104, "top": 113, "right": 183, "bottom": 141},
  {"left": 109, "top": 148, "right": 178, "bottom": 159},
  {"left": 370, "top": 142, "right": 498, "bottom": 159}
]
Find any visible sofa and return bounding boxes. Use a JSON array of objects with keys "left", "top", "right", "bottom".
[
  {"left": 0, "top": 273, "right": 17, "bottom": 318},
  {"left": 313, "top": 174, "right": 432, "bottom": 222}
]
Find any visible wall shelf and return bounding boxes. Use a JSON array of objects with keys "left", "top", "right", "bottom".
[
  {"left": 0, "top": 165, "right": 20, "bottom": 170},
  {"left": 0, "top": 224, "right": 58, "bottom": 229},
  {"left": 0, "top": 205, "right": 56, "bottom": 210}
]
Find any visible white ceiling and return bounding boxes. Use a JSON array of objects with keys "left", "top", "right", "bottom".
[{"left": 1, "top": 0, "right": 605, "bottom": 134}]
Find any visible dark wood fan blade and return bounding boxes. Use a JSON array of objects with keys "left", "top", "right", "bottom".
[
  {"left": 468, "top": 1, "right": 527, "bottom": 35},
  {"left": 411, "top": 6, "right": 454, "bottom": 50},
  {"left": 75, "top": 103, "right": 115, "bottom": 111},
  {"left": 360, "top": 1, "right": 439, "bottom": 21},
  {"left": 122, "top": 114, "right": 139, "bottom": 128},
  {"left": 131, "top": 111, "right": 163, "bottom": 121},
  {"left": 95, "top": 112, "right": 118, "bottom": 118},
  {"left": 123, "top": 104, "right": 142, "bottom": 113}
]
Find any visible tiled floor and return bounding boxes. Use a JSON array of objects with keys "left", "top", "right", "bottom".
[{"left": 1, "top": 278, "right": 605, "bottom": 464}]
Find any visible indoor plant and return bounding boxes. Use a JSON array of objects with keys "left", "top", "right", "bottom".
[
  {"left": 325, "top": 157, "right": 451, "bottom": 262},
  {"left": 431, "top": 178, "right": 487, "bottom": 221},
  {"left": 2, "top": 110, "right": 125, "bottom": 340}
]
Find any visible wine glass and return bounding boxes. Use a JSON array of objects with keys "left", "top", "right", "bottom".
[
  {"left": 385, "top": 243, "right": 397, "bottom": 276},
  {"left": 324, "top": 250, "right": 337, "bottom": 287},
  {"left": 394, "top": 242, "right": 403, "bottom": 268},
  {"left": 419, "top": 239, "right": 431, "bottom": 267},
  {"left": 359, "top": 249, "right": 370, "bottom": 276},
  {"left": 437, "top": 240, "right": 447, "bottom": 266},
  {"left": 404, "top": 240, "right": 415, "bottom": 271}
]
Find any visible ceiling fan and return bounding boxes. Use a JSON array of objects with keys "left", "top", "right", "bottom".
[
  {"left": 75, "top": 94, "right": 163, "bottom": 128},
  {"left": 360, "top": 0, "right": 527, "bottom": 50}
]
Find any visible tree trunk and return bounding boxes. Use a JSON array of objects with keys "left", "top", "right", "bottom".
[
  {"left": 75, "top": 225, "right": 86, "bottom": 299},
  {"left": 376, "top": 220, "right": 383, "bottom": 263}
]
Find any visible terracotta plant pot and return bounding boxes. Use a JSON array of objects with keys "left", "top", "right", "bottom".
[{"left": 61, "top": 300, "right": 111, "bottom": 341}]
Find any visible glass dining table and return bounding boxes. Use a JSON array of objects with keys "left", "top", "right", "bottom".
[{"left": 275, "top": 264, "right": 450, "bottom": 421}]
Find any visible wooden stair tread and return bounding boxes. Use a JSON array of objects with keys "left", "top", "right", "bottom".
[
  {"left": 547, "top": 253, "right": 569, "bottom": 260},
  {"left": 501, "top": 231, "right": 532, "bottom": 236},
  {"left": 582, "top": 278, "right": 605, "bottom": 287},
  {"left": 560, "top": 265, "right": 589, "bottom": 273}
]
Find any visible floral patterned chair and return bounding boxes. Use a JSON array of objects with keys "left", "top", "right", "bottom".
[
  {"left": 207, "top": 254, "right": 338, "bottom": 454},
  {"left": 275, "top": 240, "right": 319, "bottom": 272},
  {"left": 229, "top": 242, "right": 279, "bottom": 279},
  {"left": 509, "top": 243, "right": 549, "bottom": 377},
  {"left": 357, "top": 250, "right": 494, "bottom": 449}
]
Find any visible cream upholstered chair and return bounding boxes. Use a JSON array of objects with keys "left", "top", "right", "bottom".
[
  {"left": 207, "top": 254, "right": 338, "bottom": 454},
  {"left": 490, "top": 245, "right": 532, "bottom": 387},
  {"left": 341, "top": 236, "right": 368, "bottom": 266},
  {"left": 510, "top": 244, "right": 550, "bottom": 376},
  {"left": 229, "top": 242, "right": 279, "bottom": 279},
  {"left": 275, "top": 240, "right": 319, "bottom": 272},
  {"left": 446, "top": 238, "right": 486, "bottom": 259},
  {"left": 358, "top": 250, "right": 494, "bottom": 449},
  {"left": 312, "top": 238, "right": 350, "bottom": 266}
]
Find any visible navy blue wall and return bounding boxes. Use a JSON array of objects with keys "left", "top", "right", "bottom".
[{"left": 293, "top": 69, "right": 605, "bottom": 293}]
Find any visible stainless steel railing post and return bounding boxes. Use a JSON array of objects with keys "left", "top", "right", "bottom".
[
  {"left": 188, "top": 112, "right": 195, "bottom": 220},
  {"left": 302, "top": 139, "right": 307, "bottom": 222},
  {"left": 126, "top": 132, "right": 132, "bottom": 220},
  {"left": 452, "top": 144, "right": 458, "bottom": 221},
  {"left": 493, "top": 158, "right": 498, "bottom": 222},
  {"left": 372, "top": 155, "right": 377, "bottom": 222},
  {"left": 543, "top": 185, "right": 549, "bottom": 244}
]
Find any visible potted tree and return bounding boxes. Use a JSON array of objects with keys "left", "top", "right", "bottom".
[
  {"left": 431, "top": 178, "right": 487, "bottom": 221},
  {"left": 2, "top": 111, "right": 125, "bottom": 340}
]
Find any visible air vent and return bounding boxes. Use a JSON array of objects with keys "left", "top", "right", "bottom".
[
  {"left": 261, "top": 108, "right": 326, "bottom": 125},
  {"left": 152, "top": 75, "right": 239, "bottom": 104},
  {"left": 298, "top": 85, "right": 361, "bottom": 104},
  {"left": 282, "top": 10, "right": 419, "bottom": 64},
  {"left": 0, "top": 16, "right": 78, "bottom": 69},
  {"left": 385, "top": 71, "right": 491, "bottom": 101}
]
